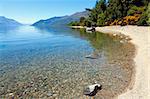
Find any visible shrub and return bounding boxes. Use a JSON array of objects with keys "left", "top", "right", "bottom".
[
  {"left": 137, "top": 4, "right": 150, "bottom": 26},
  {"left": 127, "top": 6, "right": 144, "bottom": 15},
  {"left": 137, "top": 12, "right": 148, "bottom": 26}
]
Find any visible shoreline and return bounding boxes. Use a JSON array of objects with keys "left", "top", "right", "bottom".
[{"left": 71, "top": 25, "right": 150, "bottom": 99}]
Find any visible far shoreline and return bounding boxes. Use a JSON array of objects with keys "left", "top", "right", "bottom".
[{"left": 70, "top": 25, "right": 150, "bottom": 99}]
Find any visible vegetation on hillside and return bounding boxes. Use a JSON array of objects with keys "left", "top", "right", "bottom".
[{"left": 69, "top": 0, "right": 150, "bottom": 26}]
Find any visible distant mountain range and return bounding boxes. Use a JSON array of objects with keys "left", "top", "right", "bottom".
[
  {"left": 0, "top": 11, "right": 89, "bottom": 28},
  {"left": 32, "top": 11, "right": 89, "bottom": 27},
  {"left": 0, "top": 16, "right": 22, "bottom": 27}
]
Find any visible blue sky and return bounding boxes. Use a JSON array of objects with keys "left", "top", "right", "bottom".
[{"left": 0, "top": 0, "right": 96, "bottom": 24}]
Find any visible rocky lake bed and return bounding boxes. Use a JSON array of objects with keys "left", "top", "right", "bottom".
[{"left": 0, "top": 26, "right": 136, "bottom": 98}]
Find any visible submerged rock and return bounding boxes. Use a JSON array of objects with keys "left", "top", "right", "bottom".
[
  {"left": 85, "top": 54, "right": 98, "bottom": 59},
  {"left": 85, "top": 51, "right": 101, "bottom": 59}
]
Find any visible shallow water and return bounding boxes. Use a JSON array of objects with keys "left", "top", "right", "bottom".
[{"left": 0, "top": 26, "right": 135, "bottom": 98}]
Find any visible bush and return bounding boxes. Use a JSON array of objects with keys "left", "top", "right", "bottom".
[
  {"left": 127, "top": 6, "right": 144, "bottom": 15},
  {"left": 137, "top": 4, "right": 150, "bottom": 26},
  {"left": 108, "top": 14, "right": 141, "bottom": 26},
  {"left": 137, "top": 12, "right": 148, "bottom": 25}
]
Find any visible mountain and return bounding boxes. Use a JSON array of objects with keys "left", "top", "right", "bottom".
[
  {"left": 0, "top": 16, "right": 22, "bottom": 28},
  {"left": 32, "top": 11, "right": 89, "bottom": 27}
]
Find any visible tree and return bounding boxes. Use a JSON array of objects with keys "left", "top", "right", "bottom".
[
  {"left": 106, "top": 0, "right": 124, "bottom": 21},
  {"left": 106, "top": 0, "right": 132, "bottom": 21},
  {"left": 79, "top": 17, "right": 86, "bottom": 26},
  {"left": 95, "top": 0, "right": 106, "bottom": 13},
  {"left": 122, "top": 0, "right": 131, "bottom": 16},
  {"left": 88, "top": 0, "right": 107, "bottom": 25},
  {"left": 97, "top": 13, "right": 106, "bottom": 26},
  {"left": 69, "top": 0, "right": 149, "bottom": 26},
  {"left": 85, "top": 19, "right": 92, "bottom": 27},
  {"left": 131, "top": 0, "right": 146, "bottom": 7}
]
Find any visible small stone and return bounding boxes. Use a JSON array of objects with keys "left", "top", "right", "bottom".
[
  {"left": 9, "top": 93, "right": 14, "bottom": 96},
  {"left": 47, "top": 91, "right": 53, "bottom": 97},
  {"left": 120, "top": 40, "right": 124, "bottom": 43},
  {"left": 120, "top": 36, "right": 123, "bottom": 38},
  {"left": 53, "top": 94, "right": 57, "bottom": 97},
  {"left": 113, "top": 34, "right": 117, "bottom": 36}
]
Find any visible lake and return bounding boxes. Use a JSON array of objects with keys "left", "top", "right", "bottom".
[{"left": 0, "top": 26, "right": 135, "bottom": 98}]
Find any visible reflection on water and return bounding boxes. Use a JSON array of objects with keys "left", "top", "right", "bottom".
[{"left": 0, "top": 26, "right": 135, "bottom": 98}]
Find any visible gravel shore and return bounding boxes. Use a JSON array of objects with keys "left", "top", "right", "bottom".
[{"left": 95, "top": 26, "right": 150, "bottom": 99}]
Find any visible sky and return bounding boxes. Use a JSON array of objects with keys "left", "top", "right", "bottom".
[{"left": 0, "top": 0, "right": 96, "bottom": 24}]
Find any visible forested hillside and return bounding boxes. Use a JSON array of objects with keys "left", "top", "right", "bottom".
[{"left": 69, "top": 0, "right": 149, "bottom": 26}]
